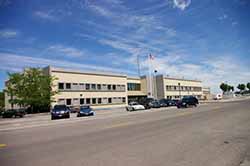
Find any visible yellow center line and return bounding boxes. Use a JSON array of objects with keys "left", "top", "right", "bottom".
[{"left": 0, "top": 144, "right": 7, "bottom": 148}]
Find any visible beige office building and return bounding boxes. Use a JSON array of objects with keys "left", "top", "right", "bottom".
[{"left": 5, "top": 66, "right": 204, "bottom": 109}]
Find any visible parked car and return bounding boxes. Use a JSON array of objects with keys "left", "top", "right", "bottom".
[
  {"left": 51, "top": 105, "right": 70, "bottom": 120},
  {"left": 172, "top": 99, "right": 179, "bottom": 106},
  {"left": 77, "top": 106, "right": 95, "bottom": 117},
  {"left": 126, "top": 102, "right": 145, "bottom": 111},
  {"left": 138, "top": 98, "right": 154, "bottom": 109},
  {"left": 150, "top": 100, "right": 161, "bottom": 108},
  {"left": 159, "top": 99, "right": 176, "bottom": 107},
  {"left": 2, "top": 109, "right": 26, "bottom": 118},
  {"left": 177, "top": 96, "right": 199, "bottom": 108}
]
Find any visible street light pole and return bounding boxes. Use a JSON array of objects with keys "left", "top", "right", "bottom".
[{"left": 178, "top": 82, "right": 181, "bottom": 99}]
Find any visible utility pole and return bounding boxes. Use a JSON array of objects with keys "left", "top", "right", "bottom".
[{"left": 178, "top": 82, "right": 181, "bottom": 99}]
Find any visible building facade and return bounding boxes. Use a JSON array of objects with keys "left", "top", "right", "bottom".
[{"left": 4, "top": 66, "right": 205, "bottom": 109}]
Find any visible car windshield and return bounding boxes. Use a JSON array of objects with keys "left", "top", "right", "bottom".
[
  {"left": 54, "top": 105, "right": 67, "bottom": 110},
  {"left": 81, "top": 106, "right": 90, "bottom": 109}
]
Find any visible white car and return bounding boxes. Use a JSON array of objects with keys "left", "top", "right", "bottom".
[{"left": 126, "top": 102, "right": 145, "bottom": 111}]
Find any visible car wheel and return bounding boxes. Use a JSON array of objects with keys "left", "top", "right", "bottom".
[{"left": 51, "top": 116, "right": 55, "bottom": 120}]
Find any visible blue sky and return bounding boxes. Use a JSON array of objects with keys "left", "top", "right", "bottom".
[{"left": 0, "top": 0, "right": 249, "bottom": 93}]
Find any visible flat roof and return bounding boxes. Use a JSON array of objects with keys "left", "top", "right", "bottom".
[
  {"left": 163, "top": 76, "right": 202, "bottom": 82},
  {"left": 48, "top": 66, "right": 127, "bottom": 78}
]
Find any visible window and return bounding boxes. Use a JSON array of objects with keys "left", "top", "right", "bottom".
[
  {"left": 91, "top": 84, "right": 96, "bottom": 90},
  {"left": 121, "top": 85, "right": 125, "bottom": 91},
  {"left": 102, "top": 84, "right": 107, "bottom": 90},
  {"left": 80, "top": 98, "right": 84, "bottom": 105},
  {"left": 98, "top": 98, "right": 102, "bottom": 104},
  {"left": 92, "top": 98, "right": 96, "bottom": 104},
  {"left": 85, "top": 84, "right": 90, "bottom": 90},
  {"left": 72, "top": 83, "right": 79, "bottom": 90},
  {"left": 97, "top": 84, "right": 101, "bottom": 90},
  {"left": 122, "top": 97, "right": 126, "bottom": 103},
  {"left": 66, "top": 83, "right": 71, "bottom": 89},
  {"left": 112, "top": 85, "right": 116, "bottom": 90},
  {"left": 108, "top": 98, "right": 112, "bottom": 103},
  {"left": 102, "top": 98, "right": 108, "bottom": 104},
  {"left": 66, "top": 99, "right": 72, "bottom": 105},
  {"left": 86, "top": 98, "right": 91, "bottom": 104},
  {"left": 79, "top": 83, "right": 84, "bottom": 90},
  {"left": 127, "top": 83, "right": 141, "bottom": 91},
  {"left": 58, "top": 83, "right": 64, "bottom": 90},
  {"left": 108, "top": 84, "right": 111, "bottom": 90}
]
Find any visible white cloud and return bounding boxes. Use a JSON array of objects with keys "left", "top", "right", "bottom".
[
  {"left": 48, "top": 45, "right": 85, "bottom": 57},
  {"left": 173, "top": 0, "right": 191, "bottom": 10},
  {"left": 139, "top": 54, "right": 250, "bottom": 93},
  {"left": 34, "top": 11, "right": 58, "bottom": 21},
  {"left": 0, "top": 29, "right": 18, "bottom": 38},
  {"left": 0, "top": 52, "right": 135, "bottom": 74}
]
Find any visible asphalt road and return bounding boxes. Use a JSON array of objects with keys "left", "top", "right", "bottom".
[{"left": 1, "top": 100, "right": 250, "bottom": 166}]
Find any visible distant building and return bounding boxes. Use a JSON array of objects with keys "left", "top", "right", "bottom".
[
  {"left": 4, "top": 66, "right": 204, "bottom": 109},
  {"left": 202, "top": 87, "right": 212, "bottom": 100}
]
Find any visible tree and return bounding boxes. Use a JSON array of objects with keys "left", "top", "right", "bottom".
[
  {"left": 0, "top": 91, "right": 4, "bottom": 111},
  {"left": 247, "top": 83, "right": 250, "bottom": 91},
  {"left": 237, "top": 84, "right": 246, "bottom": 92},
  {"left": 5, "top": 68, "right": 58, "bottom": 113},
  {"left": 220, "top": 83, "right": 228, "bottom": 93}
]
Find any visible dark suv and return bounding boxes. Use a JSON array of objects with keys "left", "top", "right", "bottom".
[
  {"left": 138, "top": 98, "right": 154, "bottom": 109},
  {"left": 2, "top": 109, "right": 26, "bottom": 118},
  {"left": 177, "top": 96, "right": 199, "bottom": 108},
  {"left": 51, "top": 105, "right": 70, "bottom": 120}
]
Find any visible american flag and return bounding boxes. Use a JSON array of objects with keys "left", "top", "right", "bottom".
[{"left": 149, "top": 54, "right": 154, "bottom": 60}]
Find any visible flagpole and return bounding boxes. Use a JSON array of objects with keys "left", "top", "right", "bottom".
[{"left": 148, "top": 54, "right": 152, "bottom": 98}]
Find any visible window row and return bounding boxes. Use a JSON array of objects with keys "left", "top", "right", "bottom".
[
  {"left": 58, "top": 82, "right": 126, "bottom": 92},
  {"left": 166, "top": 95, "right": 202, "bottom": 99},
  {"left": 127, "top": 83, "right": 141, "bottom": 91},
  {"left": 58, "top": 97, "right": 126, "bottom": 106},
  {"left": 166, "top": 85, "right": 202, "bottom": 92}
]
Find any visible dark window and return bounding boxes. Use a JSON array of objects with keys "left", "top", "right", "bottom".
[
  {"left": 66, "top": 99, "right": 72, "bottom": 105},
  {"left": 112, "top": 85, "right": 116, "bottom": 90},
  {"left": 80, "top": 98, "right": 84, "bottom": 105},
  {"left": 97, "top": 84, "right": 101, "bottom": 90},
  {"left": 98, "top": 98, "right": 102, "bottom": 104},
  {"left": 108, "top": 98, "right": 112, "bottom": 103},
  {"left": 127, "top": 83, "right": 141, "bottom": 91},
  {"left": 122, "top": 97, "right": 126, "bottom": 103},
  {"left": 108, "top": 85, "right": 111, "bottom": 90},
  {"left": 86, "top": 98, "right": 91, "bottom": 104},
  {"left": 91, "top": 84, "right": 96, "bottom": 90},
  {"left": 92, "top": 98, "right": 96, "bottom": 104},
  {"left": 85, "top": 84, "right": 90, "bottom": 90},
  {"left": 66, "top": 83, "right": 71, "bottom": 89},
  {"left": 58, "top": 83, "right": 64, "bottom": 89}
]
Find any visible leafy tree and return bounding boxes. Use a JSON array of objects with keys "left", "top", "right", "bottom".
[
  {"left": 5, "top": 68, "right": 58, "bottom": 113},
  {"left": 0, "top": 91, "right": 4, "bottom": 111},
  {"left": 247, "top": 83, "right": 250, "bottom": 91},
  {"left": 237, "top": 84, "right": 246, "bottom": 92},
  {"left": 220, "top": 83, "right": 228, "bottom": 93}
]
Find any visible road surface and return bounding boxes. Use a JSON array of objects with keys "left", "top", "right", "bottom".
[{"left": 1, "top": 100, "right": 250, "bottom": 166}]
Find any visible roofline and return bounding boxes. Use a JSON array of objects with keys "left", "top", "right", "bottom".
[
  {"left": 163, "top": 76, "right": 202, "bottom": 82},
  {"left": 48, "top": 66, "right": 128, "bottom": 78}
]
